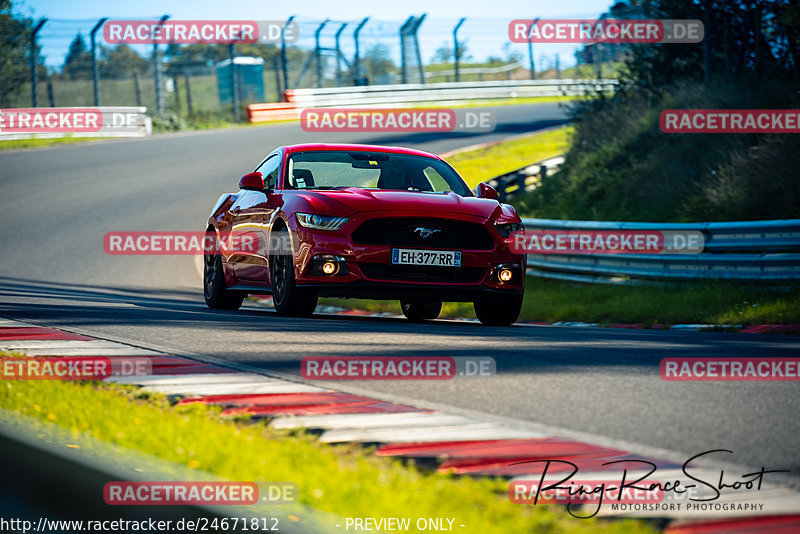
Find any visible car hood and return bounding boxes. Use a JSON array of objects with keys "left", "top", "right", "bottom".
[{"left": 293, "top": 188, "right": 508, "bottom": 221}]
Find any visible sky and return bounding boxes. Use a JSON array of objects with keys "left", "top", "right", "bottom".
[{"left": 15, "top": 0, "right": 617, "bottom": 70}]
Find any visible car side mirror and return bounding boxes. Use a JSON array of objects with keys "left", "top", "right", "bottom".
[
  {"left": 239, "top": 171, "right": 264, "bottom": 191},
  {"left": 477, "top": 183, "right": 499, "bottom": 199}
]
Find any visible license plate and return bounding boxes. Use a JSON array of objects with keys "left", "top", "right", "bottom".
[{"left": 391, "top": 249, "right": 462, "bottom": 267}]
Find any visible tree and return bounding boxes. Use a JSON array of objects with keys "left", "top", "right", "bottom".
[
  {"left": 99, "top": 44, "right": 148, "bottom": 79},
  {"left": 431, "top": 40, "right": 470, "bottom": 64},
  {"left": 0, "top": 0, "right": 43, "bottom": 107},
  {"left": 62, "top": 33, "right": 92, "bottom": 79},
  {"left": 362, "top": 43, "right": 395, "bottom": 77}
]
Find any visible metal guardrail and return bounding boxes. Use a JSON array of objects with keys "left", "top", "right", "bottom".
[
  {"left": 486, "top": 155, "right": 565, "bottom": 202},
  {"left": 424, "top": 61, "right": 525, "bottom": 80},
  {"left": 283, "top": 79, "right": 618, "bottom": 108},
  {"left": 521, "top": 218, "right": 800, "bottom": 284}
]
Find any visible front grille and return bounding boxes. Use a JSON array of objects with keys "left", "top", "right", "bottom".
[
  {"left": 352, "top": 218, "right": 494, "bottom": 250},
  {"left": 359, "top": 263, "right": 485, "bottom": 283}
]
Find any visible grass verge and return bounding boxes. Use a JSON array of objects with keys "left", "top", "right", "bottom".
[
  {"left": 446, "top": 126, "right": 573, "bottom": 189},
  {"left": 321, "top": 277, "right": 800, "bottom": 326},
  {"left": 0, "top": 361, "right": 656, "bottom": 533},
  {"left": 0, "top": 136, "right": 113, "bottom": 151}
]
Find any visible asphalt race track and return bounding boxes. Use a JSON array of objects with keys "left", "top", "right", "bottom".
[{"left": 1, "top": 102, "right": 799, "bottom": 480}]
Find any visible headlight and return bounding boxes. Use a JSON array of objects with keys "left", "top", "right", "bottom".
[
  {"left": 495, "top": 222, "right": 523, "bottom": 238},
  {"left": 296, "top": 213, "right": 348, "bottom": 231}
]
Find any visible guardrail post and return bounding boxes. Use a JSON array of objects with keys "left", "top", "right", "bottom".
[
  {"left": 516, "top": 172, "right": 526, "bottom": 195},
  {"left": 453, "top": 18, "right": 466, "bottom": 82},
  {"left": 90, "top": 18, "right": 107, "bottom": 107},
  {"left": 496, "top": 180, "right": 507, "bottom": 202},
  {"left": 30, "top": 18, "right": 47, "bottom": 107}
]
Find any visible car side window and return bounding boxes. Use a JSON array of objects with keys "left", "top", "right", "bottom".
[{"left": 256, "top": 155, "right": 281, "bottom": 190}]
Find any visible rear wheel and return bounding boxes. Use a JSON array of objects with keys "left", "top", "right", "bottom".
[
  {"left": 204, "top": 247, "right": 244, "bottom": 310},
  {"left": 400, "top": 299, "right": 442, "bottom": 321},
  {"left": 474, "top": 294, "right": 522, "bottom": 326},
  {"left": 270, "top": 233, "right": 318, "bottom": 316}
]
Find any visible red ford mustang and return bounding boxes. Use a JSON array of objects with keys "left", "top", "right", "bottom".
[{"left": 204, "top": 143, "right": 526, "bottom": 325}]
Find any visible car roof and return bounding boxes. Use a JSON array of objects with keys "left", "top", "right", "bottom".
[{"left": 282, "top": 143, "right": 443, "bottom": 160}]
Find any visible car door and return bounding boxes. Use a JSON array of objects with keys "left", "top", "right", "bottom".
[{"left": 230, "top": 155, "right": 281, "bottom": 282}]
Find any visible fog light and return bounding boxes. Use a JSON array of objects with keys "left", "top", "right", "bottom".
[
  {"left": 321, "top": 261, "right": 337, "bottom": 275},
  {"left": 498, "top": 267, "right": 514, "bottom": 282}
]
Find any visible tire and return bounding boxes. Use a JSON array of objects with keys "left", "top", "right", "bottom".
[
  {"left": 203, "top": 248, "right": 244, "bottom": 310},
  {"left": 270, "top": 233, "right": 318, "bottom": 317},
  {"left": 474, "top": 294, "right": 522, "bottom": 326},
  {"left": 401, "top": 299, "right": 442, "bottom": 321}
]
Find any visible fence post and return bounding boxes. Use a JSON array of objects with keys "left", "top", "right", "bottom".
[
  {"left": 280, "top": 16, "right": 295, "bottom": 100},
  {"left": 133, "top": 72, "right": 142, "bottom": 107},
  {"left": 516, "top": 172, "right": 526, "bottom": 195},
  {"left": 154, "top": 15, "right": 169, "bottom": 115},
  {"left": 334, "top": 23, "right": 347, "bottom": 87},
  {"left": 412, "top": 15, "right": 426, "bottom": 84},
  {"left": 90, "top": 18, "right": 107, "bottom": 107},
  {"left": 453, "top": 18, "right": 466, "bottom": 82},
  {"left": 184, "top": 72, "right": 193, "bottom": 114},
  {"left": 30, "top": 18, "right": 47, "bottom": 107},
  {"left": 172, "top": 73, "right": 181, "bottom": 110},
  {"left": 540, "top": 164, "right": 547, "bottom": 180},
  {"left": 272, "top": 57, "right": 282, "bottom": 101},
  {"left": 46, "top": 79, "right": 54, "bottom": 106},
  {"left": 399, "top": 17, "right": 414, "bottom": 84},
  {"left": 527, "top": 18, "right": 538, "bottom": 80},
  {"left": 314, "top": 19, "right": 329, "bottom": 88},
  {"left": 229, "top": 44, "right": 240, "bottom": 122},
  {"left": 352, "top": 17, "right": 369, "bottom": 85}
]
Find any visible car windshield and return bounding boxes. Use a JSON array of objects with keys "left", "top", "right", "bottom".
[{"left": 285, "top": 151, "right": 472, "bottom": 196}]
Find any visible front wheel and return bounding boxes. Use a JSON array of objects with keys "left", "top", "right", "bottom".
[
  {"left": 400, "top": 299, "right": 442, "bottom": 321},
  {"left": 204, "top": 249, "right": 244, "bottom": 310},
  {"left": 270, "top": 233, "right": 318, "bottom": 317},
  {"left": 474, "top": 294, "right": 522, "bottom": 326}
]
